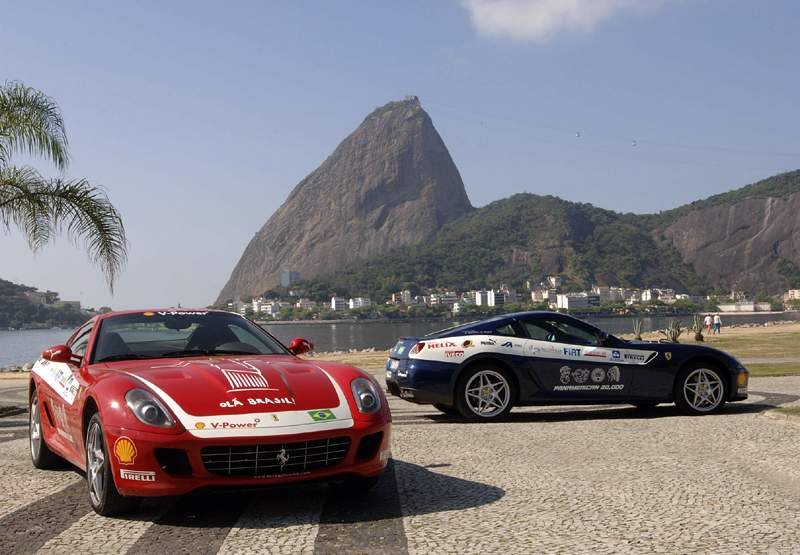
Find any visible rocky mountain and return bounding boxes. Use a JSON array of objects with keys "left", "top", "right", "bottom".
[
  {"left": 216, "top": 97, "right": 472, "bottom": 304},
  {"left": 655, "top": 170, "right": 800, "bottom": 293},
  {"left": 294, "top": 170, "right": 800, "bottom": 299}
]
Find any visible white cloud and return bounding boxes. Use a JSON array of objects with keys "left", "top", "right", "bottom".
[{"left": 462, "top": 0, "right": 668, "bottom": 43}]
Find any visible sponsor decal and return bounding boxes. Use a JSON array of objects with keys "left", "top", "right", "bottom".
[
  {"left": 623, "top": 352, "right": 647, "bottom": 362},
  {"left": 555, "top": 365, "right": 623, "bottom": 391},
  {"left": 271, "top": 414, "right": 280, "bottom": 422},
  {"left": 427, "top": 341, "right": 457, "bottom": 349},
  {"left": 560, "top": 366, "right": 572, "bottom": 385},
  {"left": 33, "top": 360, "right": 80, "bottom": 405},
  {"left": 51, "top": 402, "right": 73, "bottom": 442},
  {"left": 113, "top": 437, "right": 137, "bottom": 465},
  {"left": 445, "top": 350, "right": 465, "bottom": 358},
  {"left": 572, "top": 368, "right": 590, "bottom": 384},
  {"left": 563, "top": 347, "right": 582, "bottom": 357},
  {"left": 480, "top": 338, "right": 497, "bottom": 346},
  {"left": 195, "top": 422, "right": 206, "bottom": 429},
  {"left": 210, "top": 418, "right": 261, "bottom": 430},
  {"left": 584, "top": 351, "right": 608, "bottom": 359},
  {"left": 501, "top": 341, "right": 514, "bottom": 348},
  {"left": 120, "top": 469, "right": 156, "bottom": 482},
  {"left": 309, "top": 409, "right": 336, "bottom": 422},
  {"left": 276, "top": 448, "right": 290, "bottom": 470},
  {"left": 221, "top": 366, "right": 276, "bottom": 392},
  {"left": 612, "top": 350, "right": 621, "bottom": 361},
  {"left": 156, "top": 311, "right": 208, "bottom": 316},
  {"left": 665, "top": 352, "right": 672, "bottom": 361},
  {"left": 143, "top": 311, "right": 155, "bottom": 317},
  {"left": 462, "top": 339, "right": 474, "bottom": 348},
  {"left": 246, "top": 396, "right": 296, "bottom": 406}
]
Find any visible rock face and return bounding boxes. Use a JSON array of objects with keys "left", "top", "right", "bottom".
[
  {"left": 659, "top": 190, "right": 800, "bottom": 293},
  {"left": 216, "top": 97, "right": 472, "bottom": 303}
]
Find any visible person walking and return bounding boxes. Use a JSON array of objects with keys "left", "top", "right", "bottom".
[
  {"left": 703, "top": 314, "right": 713, "bottom": 334},
  {"left": 713, "top": 313, "right": 722, "bottom": 335}
]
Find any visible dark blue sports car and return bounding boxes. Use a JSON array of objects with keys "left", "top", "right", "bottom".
[{"left": 385, "top": 311, "right": 749, "bottom": 420}]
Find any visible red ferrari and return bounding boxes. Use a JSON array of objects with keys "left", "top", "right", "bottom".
[{"left": 28, "top": 309, "right": 391, "bottom": 516}]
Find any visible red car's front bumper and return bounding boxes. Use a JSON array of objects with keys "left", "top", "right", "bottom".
[{"left": 105, "top": 420, "right": 391, "bottom": 497}]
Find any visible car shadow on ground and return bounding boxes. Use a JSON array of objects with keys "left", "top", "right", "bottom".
[
  {"left": 118, "top": 459, "right": 504, "bottom": 527},
  {"left": 416, "top": 390, "right": 800, "bottom": 425}
]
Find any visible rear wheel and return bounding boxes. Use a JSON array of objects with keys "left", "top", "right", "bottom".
[
  {"left": 455, "top": 365, "right": 515, "bottom": 421},
  {"left": 29, "top": 389, "right": 62, "bottom": 469},
  {"left": 85, "top": 413, "right": 137, "bottom": 516},
  {"left": 674, "top": 365, "right": 726, "bottom": 415}
]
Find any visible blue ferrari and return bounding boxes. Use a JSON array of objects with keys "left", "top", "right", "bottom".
[{"left": 385, "top": 311, "right": 749, "bottom": 420}]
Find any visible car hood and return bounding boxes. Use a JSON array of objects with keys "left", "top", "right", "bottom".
[{"left": 110, "top": 356, "right": 354, "bottom": 438}]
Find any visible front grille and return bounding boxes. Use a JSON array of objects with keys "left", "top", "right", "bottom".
[{"left": 200, "top": 437, "right": 351, "bottom": 477}]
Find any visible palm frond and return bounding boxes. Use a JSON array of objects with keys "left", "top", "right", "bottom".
[
  {"left": 0, "top": 166, "right": 127, "bottom": 290},
  {"left": 0, "top": 81, "right": 69, "bottom": 171}
]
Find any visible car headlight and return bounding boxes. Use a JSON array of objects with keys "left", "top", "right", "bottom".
[
  {"left": 125, "top": 389, "right": 174, "bottom": 428},
  {"left": 351, "top": 377, "right": 381, "bottom": 414}
]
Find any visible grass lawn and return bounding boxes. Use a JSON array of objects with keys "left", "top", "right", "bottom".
[
  {"left": 744, "top": 363, "right": 800, "bottom": 377},
  {"left": 774, "top": 407, "right": 800, "bottom": 417}
]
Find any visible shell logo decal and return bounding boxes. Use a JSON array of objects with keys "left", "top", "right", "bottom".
[
  {"left": 113, "top": 436, "right": 138, "bottom": 465},
  {"left": 195, "top": 422, "right": 206, "bottom": 430}
]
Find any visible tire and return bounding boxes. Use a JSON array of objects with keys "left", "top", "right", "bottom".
[
  {"left": 85, "top": 413, "right": 137, "bottom": 516},
  {"left": 674, "top": 364, "right": 727, "bottom": 415},
  {"left": 29, "top": 389, "right": 63, "bottom": 469},
  {"left": 433, "top": 403, "right": 459, "bottom": 415},
  {"left": 455, "top": 364, "right": 516, "bottom": 421}
]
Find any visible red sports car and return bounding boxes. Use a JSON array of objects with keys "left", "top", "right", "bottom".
[{"left": 28, "top": 309, "right": 391, "bottom": 516}]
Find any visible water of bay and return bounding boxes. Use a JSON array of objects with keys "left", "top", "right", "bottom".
[{"left": 2, "top": 312, "right": 798, "bottom": 367}]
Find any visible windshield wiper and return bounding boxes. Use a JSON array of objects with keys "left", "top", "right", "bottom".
[
  {"left": 209, "top": 349, "right": 265, "bottom": 355},
  {"left": 98, "top": 354, "right": 157, "bottom": 363},
  {"left": 160, "top": 349, "right": 213, "bottom": 358}
]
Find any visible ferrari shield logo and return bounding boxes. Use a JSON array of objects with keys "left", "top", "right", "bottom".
[
  {"left": 308, "top": 409, "right": 336, "bottom": 422},
  {"left": 665, "top": 352, "right": 672, "bottom": 361}
]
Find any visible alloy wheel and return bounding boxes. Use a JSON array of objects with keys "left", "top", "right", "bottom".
[
  {"left": 464, "top": 370, "right": 511, "bottom": 418},
  {"left": 86, "top": 422, "right": 106, "bottom": 506},
  {"left": 30, "top": 394, "right": 42, "bottom": 460},
  {"left": 683, "top": 368, "right": 723, "bottom": 412}
]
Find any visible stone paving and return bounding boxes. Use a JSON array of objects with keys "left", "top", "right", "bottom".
[{"left": 1, "top": 376, "right": 800, "bottom": 554}]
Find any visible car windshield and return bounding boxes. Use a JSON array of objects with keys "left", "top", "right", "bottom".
[{"left": 90, "top": 311, "right": 288, "bottom": 363}]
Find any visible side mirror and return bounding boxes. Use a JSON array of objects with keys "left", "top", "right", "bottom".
[
  {"left": 288, "top": 337, "right": 314, "bottom": 356},
  {"left": 42, "top": 344, "right": 72, "bottom": 364}
]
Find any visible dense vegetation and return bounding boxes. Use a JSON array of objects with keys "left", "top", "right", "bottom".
[
  {"left": 292, "top": 194, "right": 712, "bottom": 301},
  {"left": 0, "top": 279, "right": 86, "bottom": 329}
]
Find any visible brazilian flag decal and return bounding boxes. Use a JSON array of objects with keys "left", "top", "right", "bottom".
[{"left": 309, "top": 409, "right": 336, "bottom": 422}]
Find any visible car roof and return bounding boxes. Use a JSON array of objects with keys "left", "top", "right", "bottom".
[{"left": 425, "top": 310, "right": 569, "bottom": 338}]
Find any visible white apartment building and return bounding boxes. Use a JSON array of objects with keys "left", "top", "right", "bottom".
[
  {"left": 429, "top": 292, "right": 459, "bottom": 306},
  {"left": 330, "top": 296, "right": 347, "bottom": 312},
  {"left": 556, "top": 293, "right": 600, "bottom": 310},
  {"left": 349, "top": 297, "right": 372, "bottom": 310}
]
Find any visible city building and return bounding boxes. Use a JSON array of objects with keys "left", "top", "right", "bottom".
[
  {"left": 487, "top": 289, "right": 505, "bottom": 307},
  {"left": 785, "top": 289, "right": 800, "bottom": 301},
  {"left": 475, "top": 290, "right": 489, "bottom": 306},
  {"left": 429, "top": 292, "right": 459, "bottom": 306},
  {"left": 295, "top": 298, "right": 317, "bottom": 310},
  {"left": 349, "top": 297, "right": 372, "bottom": 310},
  {"left": 556, "top": 293, "right": 600, "bottom": 310},
  {"left": 330, "top": 296, "right": 347, "bottom": 312},
  {"left": 24, "top": 290, "right": 59, "bottom": 305}
]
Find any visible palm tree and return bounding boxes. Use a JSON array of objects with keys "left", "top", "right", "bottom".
[{"left": 0, "top": 82, "right": 126, "bottom": 290}]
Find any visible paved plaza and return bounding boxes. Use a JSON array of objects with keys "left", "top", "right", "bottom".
[{"left": 1, "top": 375, "right": 800, "bottom": 554}]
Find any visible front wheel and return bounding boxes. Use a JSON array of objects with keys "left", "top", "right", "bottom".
[
  {"left": 674, "top": 365, "right": 726, "bottom": 415},
  {"left": 455, "top": 365, "right": 515, "bottom": 421},
  {"left": 85, "top": 413, "right": 137, "bottom": 516}
]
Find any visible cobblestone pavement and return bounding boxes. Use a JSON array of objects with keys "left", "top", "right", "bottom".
[{"left": 1, "top": 376, "right": 800, "bottom": 554}]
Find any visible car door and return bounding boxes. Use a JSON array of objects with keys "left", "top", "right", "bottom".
[
  {"left": 55, "top": 322, "right": 94, "bottom": 458},
  {"left": 518, "top": 315, "right": 633, "bottom": 399}
]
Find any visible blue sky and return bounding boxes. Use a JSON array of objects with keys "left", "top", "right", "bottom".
[{"left": 2, "top": 0, "right": 799, "bottom": 308}]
